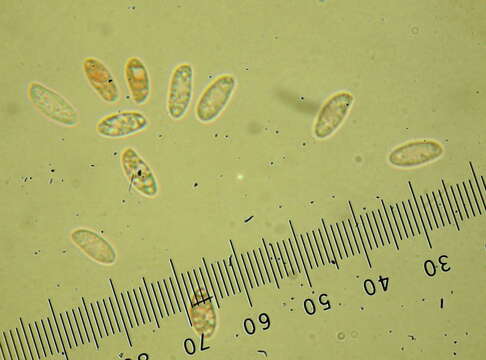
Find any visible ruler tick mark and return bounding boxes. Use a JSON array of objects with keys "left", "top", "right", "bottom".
[
  {"left": 163, "top": 278, "right": 176, "bottom": 315},
  {"left": 102, "top": 299, "right": 115, "bottom": 335},
  {"left": 371, "top": 210, "right": 385, "bottom": 246},
  {"left": 358, "top": 214, "right": 374, "bottom": 251},
  {"left": 347, "top": 205, "right": 371, "bottom": 268},
  {"left": 229, "top": 239, "right": 253, "bottom": 306},
  {"left": 150, "top": 281, "right": 164, "bottom": 320},
  {"left": 246, "top": 251, "right": 260, "bottom": 287},
  {"left": 169, "top": 259, "right": 193, "bottom": 326},
  {"left": 432, "top": 191, "right": 446, "bottom": 227},
  {"left": 8, "top": 329, "right": 20, "bottom": 360},
  {"left": 222, "top": 259, "right": 237, "bottom": 295},
  {"left": 381, "top": 200, "right": 399, "bottom": 250},
  {"left": 47, "top": 299, "right": 68, "bottom": 358},
  {"left": 58, "top": 312, "right": 72, "bottom": 349},
  {"left": 108, "top": 279, "right": 132, "bottom": 346},
  {"left": 19, "top": 319, "right": 34, "bottom": 360},
  {"left": 252, "top": 249, "right": 266, "bottom": 285},
  {"left": 90, "top": 302, "right": 103, "bottom": 339},
  {"left": 65, "top": 311, "right": 78, "bottom": 347},
  {"left": 212, "top": 262, "right": 227, "bottom": 298},
  {"left": 259, "top": 246, "right": 274, "bottom": 282},
  {"left": 29, "top": 323, "right": 41, "bottom": 359},
  {"left": 426, "top": 193, "right": 439, "bottom": 229},
  {"left": 282, "top": 239, "right": 296, "bottom": 275},
  {"left": 437, "top": 188, "right": 452, "bottom": 227},
  {"left": 2, "top": 332, "right": 13, "bottom": 360},
  {"left": 363, "top": 214, "right": 378, "bottom": 249},
  {"left": 462, "top": 181, "right": 476, "bottom": 217},
  {"left": 121, "top": 292, "right": 135, "bottom": 328},
  {"left": 239, "top": 253, "right": 255, "bottom": 289},
  {"left": 108, "top": 298, "right": 121, "bottom": 333},
  {"left": 159, "top": 280, "right": 173, "bottom": 316},
  {"left": 408, "top": 182, "right": 432, "bottom": 248},
  {"left": 143, "top": 278, "right": 160, "bottom": 327},
  {"left": 15, "top": 328, "right": 27, "bottom": 360},
  {"left": 202, "top": 258, "right": 220, "bottom": 308},
  {"left": 262, "top": 239, "right": 280, "bottom": 289},
  {"left": 306, "top": 232, "right": 319, "bottom": 267},
  {"left": 470, "top": 162, "right": 486, "bottom": 211},
  {"left": 156, "top": 280, "right": 171, "bottom": 317},
  {"left": 310, "top": 231, "right": 325, "bottom": 266},
  {"left": 268, "top": 243, "right": 283, "bottom": 280},
  {"left": 168, "top": 277, "right": 182, "bottom": 313}
]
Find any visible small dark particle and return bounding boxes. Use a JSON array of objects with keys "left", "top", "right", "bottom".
[
  {"left": 193, "top": 182, "right": 198, "bottom": 188},
  {"left": 244, "top": 215, "right": 254, "bottom": 223},
  {"left": 408, "top": 335, "right": 416, "bottom": 341},
  {"left": 257, "top": 350, "right": 267, "bottom": 357},
  {"left": 440, "top": 298, "right": 444, "bottom": 308},
  {"left": 137, "top": 169, "right": 142, "bottom": 176}
]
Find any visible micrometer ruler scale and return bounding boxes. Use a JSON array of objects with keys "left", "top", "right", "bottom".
[{"left": 1, "top": 161, "right": 485, "bottom": 360}]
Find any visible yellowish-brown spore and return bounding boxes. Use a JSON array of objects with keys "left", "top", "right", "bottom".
[
  {"left": 120, "top": 148, "right": 158, "bottom": 198},
  {"left": 125, "top": 57, "right": 149, "bottom": 104},
  {"left": 28, "top": 82, "right": 78, "bottom": 126},
  {"left": 388, "top": 139, "right": 444, "bottom": 169},
  {"left": 167, "top": 63, "right": 193, "bottom": 119},
  {"left": 70, "top": 228, "right": 116, "bottom": 265},
  {"left": 312, "top": 90, "right": 354, "bottom": 140},
  {"left": 96, "top": 111, "right": 147, "bottom": 138},
  {"left": 83, "top": 58, "right": 118, "bottom": 102},
  {"left": 189, "top": 288, "right": 218, "bottom": 339},
  {"left": 196, "top": 74, "right": 236, "bottom": 123}
]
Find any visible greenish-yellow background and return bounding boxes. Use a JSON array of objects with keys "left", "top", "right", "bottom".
[{"left": 1, "top": 0, "right": 485, "bottom": 359}]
